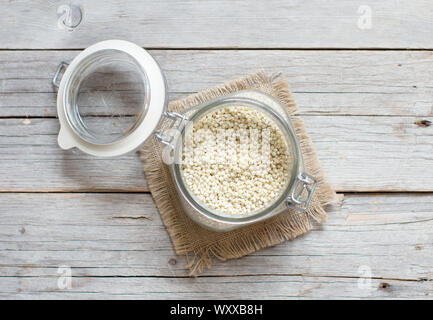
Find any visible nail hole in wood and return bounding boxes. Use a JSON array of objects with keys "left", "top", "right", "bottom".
[
  {"left": 378, "top": 282, "right": 390, "bottom": 290},
  {"left": 414, "top": 120, "right": 431, "bottom": 128}
]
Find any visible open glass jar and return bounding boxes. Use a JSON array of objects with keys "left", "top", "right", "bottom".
[{"left": 54, "top": 40, "right": 317, "bottom": 232}]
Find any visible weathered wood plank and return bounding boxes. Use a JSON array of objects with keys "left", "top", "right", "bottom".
[
  {"left": 0, "top": 193, "right": 432, "bottom": 283},
  {"left": 2, "top": 0, "right": 432, "bottom": 301},
  {"left": 2, "top": 1, "right": 433, "bottom": 49},
  {"left": 1, "top": 276, "right": 430, "bottom": 300},
  {"left": 0, "top": 113, "right": 432, "bottom": 192},
  {"left": 1, "top": 50, "right": 433, "bottom": 117}
]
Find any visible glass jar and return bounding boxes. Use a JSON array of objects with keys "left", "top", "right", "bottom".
[
  {"left": 161, "top": 90, "right": 316, "bottom": 231},
  {"left": 54, "top": 40, "right": 316, "bottom": 232}
]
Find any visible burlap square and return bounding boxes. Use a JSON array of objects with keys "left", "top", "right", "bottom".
[{"left": 139, "top": 71, "right": 336, "bottom": 275}]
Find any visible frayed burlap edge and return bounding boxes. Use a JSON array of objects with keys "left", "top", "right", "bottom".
[{"left": 139, "top": 71, "right": 337, "bottom": 276}]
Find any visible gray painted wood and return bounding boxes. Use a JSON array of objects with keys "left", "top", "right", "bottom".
[
  {"left": 0, "top": 114, "right": 432, "bottom": 192},
  {"left": 1, "top": 1, "right": 433, "bottom": 49},
  {"left": 2, "top": 1, "right": 433, "bottom": 300},
  {"left": 1, "top": 50, "right": 433, "bottom": 117},
  {"left": 1, "top": 51, "right": 432, "bottom": 192},
  {"left": 1, "top": 276, "right": 431, "bottom": 300},
  {"left": 0, "top": 193, "right": 432, "bottom": 299}
]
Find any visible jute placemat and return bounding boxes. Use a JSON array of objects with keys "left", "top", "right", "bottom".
[{"left": 139, "top": 71, "right": 336, "bottom": 275}]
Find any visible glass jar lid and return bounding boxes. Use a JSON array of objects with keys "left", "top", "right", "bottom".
[{"left": 55, "top": 40, "right": 167, "bottom": 157}]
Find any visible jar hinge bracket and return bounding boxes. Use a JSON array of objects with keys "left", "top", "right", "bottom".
[
  {"left": 155, "top": 111, "right": 188, "bottom": 149},
  {"left": 287, "top": 172, "right": 317, "bottom": 211}
]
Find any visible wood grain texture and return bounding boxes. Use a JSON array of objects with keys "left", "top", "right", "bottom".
[
  {"left": 1, "top": 50, "right": 433, "bottom": 117},
  {"left": 1, "top": 1, "right": 433, "bottom": 49},
  {"left": 0, "top": 193, "right": 432, "bottom": 299},
  {"left": 0, "top": 114, "right": 432, "bottom": 192},
  {"left": 1, "top": 50, "right": 432, "bottom": 192},
  {"left": 1, "top": 276, "right": 431, "bottom": 300},
  {"left": 2, "top": 0, "right": 433, "bottom": 301}
]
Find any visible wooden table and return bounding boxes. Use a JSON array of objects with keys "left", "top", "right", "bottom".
[{"left": 1, "top": 0, "right": 432, "bottom": 299}]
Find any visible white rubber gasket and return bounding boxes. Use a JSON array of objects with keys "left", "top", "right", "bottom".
[{"left": 56, "top": 40, "right": 167, "bottom": 157}]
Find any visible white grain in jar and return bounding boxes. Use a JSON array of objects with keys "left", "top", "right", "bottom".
[{"left": 181, "top": 105, "right": 290, "bottom": 217}]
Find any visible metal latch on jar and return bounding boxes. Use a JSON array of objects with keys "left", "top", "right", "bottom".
[
  {"left": 52, "top": 62, "right": 69, "bottom": 88},
  {"left": 155, "top": 111, "right": 188, "bottom": 149},
  {"left": 287, "top": 172, "right": 317, "bottom": 211}
]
